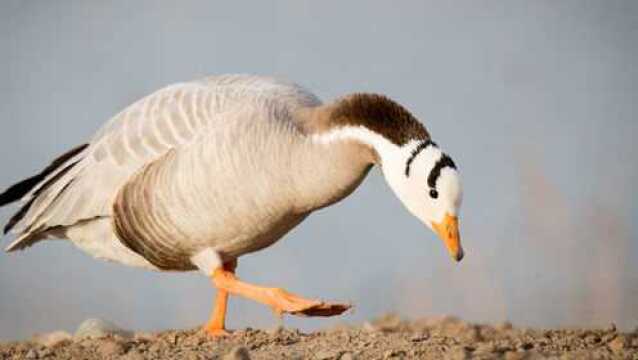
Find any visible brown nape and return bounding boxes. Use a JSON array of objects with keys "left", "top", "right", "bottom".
[{"left": 329, "top": 94, "right": 430, "bottom": 146}]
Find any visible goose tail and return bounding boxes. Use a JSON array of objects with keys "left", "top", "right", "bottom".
[{"left": 1, "top": 144, "right": 89, "bottom": 249}]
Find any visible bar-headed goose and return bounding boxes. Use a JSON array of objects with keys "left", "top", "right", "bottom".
[{"left": 0, "top": 75, "right": 463, "bottom": 336}]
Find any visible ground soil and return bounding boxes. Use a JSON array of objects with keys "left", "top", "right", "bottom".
[{"left": 1, "top": 315, "right": 637, "bottom": 359}]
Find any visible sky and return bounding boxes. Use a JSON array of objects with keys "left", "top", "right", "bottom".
[{"left": 0, "top": 0, "right": 637, "bottom": 340}]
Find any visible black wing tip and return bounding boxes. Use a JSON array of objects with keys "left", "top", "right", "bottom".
[
  {"left": 3, "top": 198, "right": 34, "bottom": 235},
  {"left": 1, "top": 143, "right": 89, "bottom": 233},
  {"left": 0, "top": 143, "right": 88, "bottom": 207},
  {"left": 0, "top": 176, "right": 43, "bottom": 208}
]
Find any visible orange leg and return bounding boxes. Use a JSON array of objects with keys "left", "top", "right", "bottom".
[
  {"left": 204, "top": 259, "right": 237, "bottom": 337},
  {"left": 210, "top": 264, "right": 351, "bottom": 321}
]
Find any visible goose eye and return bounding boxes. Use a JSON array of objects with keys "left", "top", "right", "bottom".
[{"left": 429, "top": 189, "right": 439, "bottom": 199}]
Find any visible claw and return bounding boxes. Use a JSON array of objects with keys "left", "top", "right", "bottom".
[{"left": 292, "top": 302, "right": 352, "bottom": 317}]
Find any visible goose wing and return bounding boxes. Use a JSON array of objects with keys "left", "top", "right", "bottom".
[{"left": 2, "top": 75, "right": 321, "bottom": 251}]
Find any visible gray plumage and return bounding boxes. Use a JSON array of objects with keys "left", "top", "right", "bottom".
[{"left": 1, "top": 75, "right": 376, "bottom": 270}]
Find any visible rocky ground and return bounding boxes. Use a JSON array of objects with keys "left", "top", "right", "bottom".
[{"left": 1, "top": 315, "right": 637, "bottom": 359}]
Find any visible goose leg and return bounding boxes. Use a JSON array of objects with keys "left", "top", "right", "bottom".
[
  {"left": 210, "top": 264, "right": 351, "bottom": 320},
  {"left": 204, "top": 259, "right": 237, "bottom": 336}
]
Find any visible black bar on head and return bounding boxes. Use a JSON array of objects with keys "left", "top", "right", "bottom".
[
  {"left": 405, "top": 140, "right": 437, "bottom": 177},
  {"left": 427, "top": 153, "right": 457, "bottom": 188}
]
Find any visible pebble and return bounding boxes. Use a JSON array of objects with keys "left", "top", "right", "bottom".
[
  {"left": 97, "top": 339, "right": 125, "bottom": 357},
  {"left": 383, "top": 349, "right": 407, "bottom": 359},
  {"left": 474, "top": 342, "right": 496, "bottom": 355},
  {"left": 25, "top": 349, "right": 39, "bottom": 359},
  {"left": 607, "top": 336, "right": 626, "bottom": 353},
  {"left": 268, "top": 325, "right": 284, "bottom": 336},
  {"left": 410, "top": 333, "right": 429, "bottom": 342},
  {"left": 461, "top": 326, "right": 481, "bottom": 342},
  {"left": 223, "top": 346, "right": 252, "bottom": 360},
  {"left": 496, "top": 321, "right": 513, "bottom": 331},
  {"left": 182, "top": 333, "right": 206, "bottom": 347},
  {"left": 447, "top": 347, "right": 470, "bottom": 360},
  {"left": 166, "top": 333, "right": 178, "bottom": 345},
  {"left": 121, "top": 350, "right": 145, "bottom": 360},
  {"left": 340, "top": 352, "right": 355, "bottom": 360},
  {"left": 182, "top": 350, "right": 203, "bottom": 360},
  {"left": 587, "top": 335, "right": 601, "bottom": 344},
  {"left": 314, "top": 349, "right": 338, "bottom": 359},
  {"left": 133, "top": 332, "right": 156, "bottom": 341},
  {"left": 38, "top": 348, "right": 53, "bottom": 358},
  {"left": 518, "top": 342, "right": 534, "bottom": 351},
  {"left": 362, "top": 322, "right": 378, "bottom": 333},
  {"left": 504, "top": 351, "right": 526, "bottom": 360},
  {"left": 75, "top": 318, "right": 133, "bottom": 339},
  {"left": 32, "top": 331, "right": 73, "bottom": 347},
  {"left": 148, "top": 342, "right": 163, "bottom": 354}
]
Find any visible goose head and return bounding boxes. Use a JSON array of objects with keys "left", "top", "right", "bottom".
[
  {"left": 381, "top": 139, "right": 464, "bottom": 261},
  {"left": 323, "top": 94, "right": 464, "bottom": 262}
]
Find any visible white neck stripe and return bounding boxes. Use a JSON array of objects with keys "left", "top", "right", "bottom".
[
  {"left": 309, "top": 126, "right": 421, "bottom": 165},
  {"left": 310, "top": 126, "right": 390, "bottom": 148}
]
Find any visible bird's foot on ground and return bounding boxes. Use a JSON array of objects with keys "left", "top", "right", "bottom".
[{"left": 203, "top": 326, "right": 232, "bottom": 338}]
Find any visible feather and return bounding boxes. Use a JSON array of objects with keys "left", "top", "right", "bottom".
[{"left": 0, "top": 144, "right": 87, "bottom": 207}]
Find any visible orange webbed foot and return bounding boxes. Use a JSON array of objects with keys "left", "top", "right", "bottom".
[
  {"left": 266, "top": 288, "right": 352, "bottom": 317},
  {"left": 212, "top": 265, "right": 351, "bottom": 323}
]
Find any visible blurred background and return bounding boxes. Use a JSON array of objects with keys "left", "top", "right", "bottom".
[{"left": 1, "top": 1, "right": 637, "bottom": 341}]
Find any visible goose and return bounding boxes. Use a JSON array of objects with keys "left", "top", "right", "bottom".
[{"left": 0, "top": 75, "right": 463, "bottom": 336}]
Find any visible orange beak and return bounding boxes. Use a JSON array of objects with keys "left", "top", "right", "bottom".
[{"left": 431, "top": 213, "right": 464, "bottom": 262}]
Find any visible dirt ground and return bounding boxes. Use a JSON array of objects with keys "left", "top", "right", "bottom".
[{"left": 1, "top": 315, "right": 637, "bottom": 359}]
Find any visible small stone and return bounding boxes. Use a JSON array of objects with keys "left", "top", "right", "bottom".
[
  {"left": 97, "top": 339, "right": 125, "bottom": 357},
  {"left": 121, "top": 351, "right": 145, "bottom": 360},
  {"left": 410, "top": 333, "right": 429, "bottom": 342},
  {"left": 496, "top": 322, "right": 513, "bottom": 331},
  {"left": 585, "top": 335, "right": 601, "bottom": 344},
  {"left": 519, "top": 342, "right": 534, "bottom": 351},
  {"left": 223, "top": 346, "right": 251, "bottom": 360},
  {"left": 133, "top": 332, "right": 156, "bottom": 341},
  {"left": 340, "top": 352, "right": 355, "bottom": 360},
  {"left": 372, "top": 314, "right": 402, "bottom": 332},
  {"left": 25, "top": 349, "right": 39, "bottom": 359},
  {"left": 608, "top": 336, "right": 626, "bottom": 353},
  {"left": 504, "top": 351, "right": 526, "bottom": 360},
  {"left": 362, "top": 322, "right": 378, "bottom": 333},
  {"left": 182, "top": 350, "right": 202, "bottom": 360},
  {"left": 461, "top": 326, "right": 481, "bottom": 342},
  {"left": 167, "top": 333, "right": 178, "bottom": 345},
  {"left": 474, "top": 343, "right": 496, "bottom": 355},
  {"left": 38, "top": 348, "right": 53, "bottom": 358},
  {"left": 526, "top": 350, "right": 545, "bottom": 360},
  {"left": 448, "top": 347, "right": 470, "bottom": 360},
  {"left": 383, "top": 349, "right": 407, "bottom": 359},
  {"left": 148, "top": 341, "right": 163, "bottom": 354},
  {"left": 32, "top": 331, "right": 73, "bottom": 347},
  {"left": 314, "top": 349, "right": 337, "bottom": 360},
  {"left": 268, "top": 325, "right": 284, "bottom": 336},
  {"left": 182, "top": 333, "right": 206, "bottom": 347},
  {"left": 75, "top": 318, "right": 132, "bottom": 339}
]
